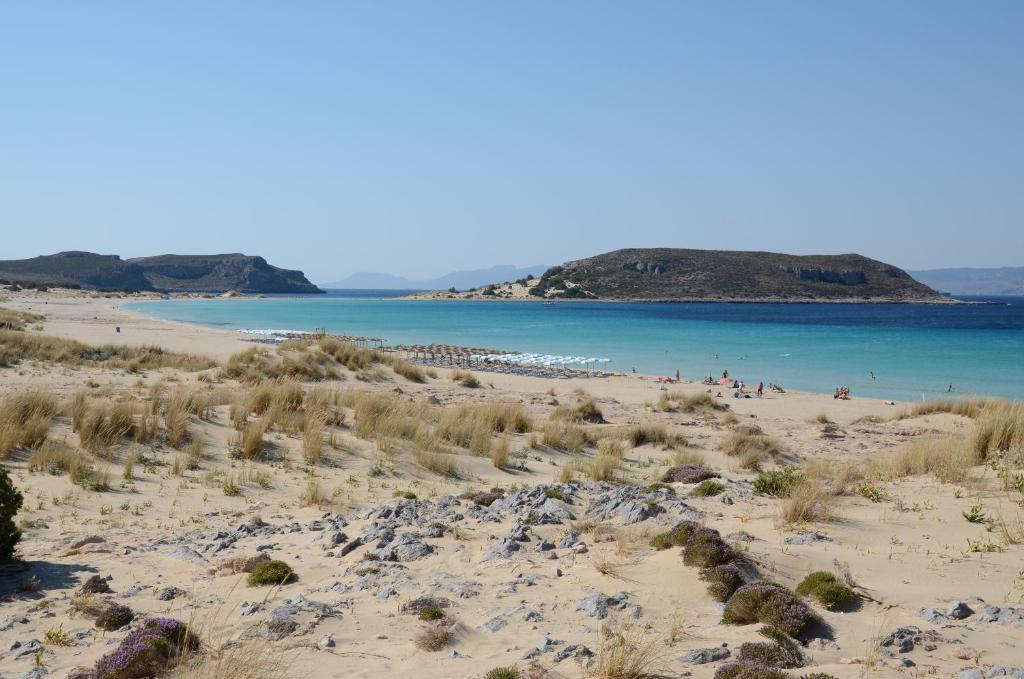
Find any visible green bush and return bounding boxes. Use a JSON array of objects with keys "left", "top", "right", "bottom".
[
  {"left": 418, "top": 605, "right": 445, "bottom": 621},
  {"left": 247, "top": 559, "right": 294, "bottom": 586},
  {"left": 0, "top": 468, "right": 24, "bottom": 561},
  {"left": 752, "top": 467, "right": 804, "bottom": 497},
  {"left": 691, "top": 479, "right": 726, "bottom": 497},
  {"left": 484, "top": 667, "right": 521, "bottom": 679},
  {"left": 795, "top": 571, "right": 856, "bottom": 610}
]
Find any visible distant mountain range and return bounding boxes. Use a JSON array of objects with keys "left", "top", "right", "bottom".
[
  {"left": 0, "top": 251, "right": 323, "bottom": 294},
  {"left": 526, "top": 248, "right": 943, "bottom": 302},
  {"left": 908, "top": 267, "right": 1024, "bottom": 296},
  {"left": 322, "top": 264, "right": 549, "bottom": 290}
]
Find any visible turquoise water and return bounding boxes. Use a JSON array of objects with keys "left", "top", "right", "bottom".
[{"left": 126, "top": 295, "right": 1024, "bottom": 402}]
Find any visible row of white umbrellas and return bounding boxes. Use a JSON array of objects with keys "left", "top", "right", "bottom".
[{"left": 472, "top": 353, "right": 611, "bottom": 367}]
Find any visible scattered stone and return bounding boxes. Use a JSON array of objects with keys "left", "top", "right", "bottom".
[
  {"left": 77, "top": 574, "right": 112, "bottom": 595},
  {"left": 947, "top": 600, "right": 974, "bottom": 619},
  {"left": 986, "top": 667, "right": 1024, "bottom": 678},
  {"left": 318, "top": 634, "right": 335, "bottom": 650},
  {"left": 784, "top": 531, "right": 833, "bottom": 545},
  {"left": 881, "top": 626, "right": 919, "bottom": 653},
  {"left": 575, "top": 591, "right": 635, "bottom": 620},
  {"left": 70, "top": 535, "right": 106, "bottom": 549},
  {"left": 680, "top": 647, "right": 731, "bottom": 664},
  {"left": 553, "top": 643, "right": 594, "bottom": 663},
  {"left": 157, "top": 586, "right": 185, "bottom": 601}
]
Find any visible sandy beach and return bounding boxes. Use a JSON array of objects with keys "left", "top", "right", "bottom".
[{"left": 1, "top": 289, "right": 1022, "bottom": 679}]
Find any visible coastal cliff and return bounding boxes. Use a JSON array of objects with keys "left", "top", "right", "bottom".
[{"left": 0, "top": 251, "right": 323, "bottom": 294}]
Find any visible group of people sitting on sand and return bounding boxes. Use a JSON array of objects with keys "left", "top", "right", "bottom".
[
  {"left": 699, "top": 370, "right": 785, "bottom": 398},
  {"left": 834, "top": 386, "right": 851, "bottom": 400}
]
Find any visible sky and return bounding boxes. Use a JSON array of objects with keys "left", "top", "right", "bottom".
[{"left": 1, "top": 2, "right": 1022, "bottom": 283}]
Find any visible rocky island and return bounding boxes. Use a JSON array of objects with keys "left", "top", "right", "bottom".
[
  {"left": 0, "top": 251, "right": 323, "bottom": 294},
  {"left": 406, "top": 248, "right": 946, "bottom": 302}
]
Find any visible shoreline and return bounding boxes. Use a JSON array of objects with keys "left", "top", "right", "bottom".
[{"left": 4, "top": 288, "right": 914, "bottom": 413}]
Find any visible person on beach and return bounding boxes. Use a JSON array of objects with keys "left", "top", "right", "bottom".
[
  {"left": 947, "top": 383, "right": 955, "bottom": 392},
  {"left": 757, "top": 381, "right": 764, "bottom": 397},
  {"left": 722, "top": 369, "right": 728, "bottom": 380}
]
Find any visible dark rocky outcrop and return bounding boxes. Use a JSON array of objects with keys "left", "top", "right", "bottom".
[
  {"left": 529, "top": 248, "right": 944, "bottom": 302},
  {"left": 0, "top": 251, "right": 322, "bottom": 294}
]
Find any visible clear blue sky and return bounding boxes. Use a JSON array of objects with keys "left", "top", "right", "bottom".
[{"left": 1, "top": 2, "right": 1021, "bottom": 283}]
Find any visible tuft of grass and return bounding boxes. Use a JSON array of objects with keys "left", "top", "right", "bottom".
[
  {"left": 414, "top": 624, "right": 452, "bottom": 652},
  {"left": 779, "top": 480, "right": 835, "bottom": 525},
  {"left": 585, "top": 625, "right": 665, "bottom": 679},
  {"left": 627, "top": 422, "right": 683, "bottom": 449},
  {"left": 299, "top": 478, "right": 328, "bottom": 507},
  {"left": 491, "top": 437, "right": 510, "bottom": 469},
  {"left": 0, "top": 390, "right": 59, "bottom": 458},
  {"left": 719, "top": 427, "right": 782, "bottom": 461},
  {"left": 413, "top": 448, "right": 463, "bottom": 478},
  {"left": 880, "top": 435, "right": 980, "bottom": 484},
  {"left": 690, "top": 479, "right": 725, "bottom": 497},
  {"left": 449, "top": 369, "right": 481, "bottom": 388},
  {"left": 240, "top": 422, "right": 265, "bottom": 460}
]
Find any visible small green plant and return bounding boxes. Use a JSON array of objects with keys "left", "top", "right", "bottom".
[
  {"left": 856, "top": 481, "right": 887, "bottom": 503},
  {"left": 44, "top": 625, "right": 72, "bottom": 646},
  {"left": 0, "top": 467, "right": 24, "bottom": 561},
  {"left": 963, "top": 504, "right": 987, "bottom": 524},
  {"left": 484, "top": 667, "right": 521, "bottom": 679},
  {"left": 691, "top": 479, "right": 725, "bottom": 497},
  {"left": 247, "top": 559, "right": 294, "bottom": 586},
  {"left": 221, "top": 480, "right": 241, "bottom": 497},
  {"left": 795, "top": 571, "right": 856, "bottom": 610},
  {"left": 543, "top": 487, "right": 565, "bottom": 501},
  {"left": 396, "top": 490, "right": 417, "bottom": 500},
  {"left": 752, "top": 467, "right": 804, "bottom": 497},
  {"left": 418, "top": 605, "right": 445, "bottom": 621}
]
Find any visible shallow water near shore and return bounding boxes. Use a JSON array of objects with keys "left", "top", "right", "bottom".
[{"left": 127, "top": 294, "right": 1024, "bottom": 401}]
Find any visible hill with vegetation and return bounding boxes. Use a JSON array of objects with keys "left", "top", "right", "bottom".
[
  {"left": 0, "top": 251, "right": 322, "bottom": 294},
  {"left": 527, "top": 248, "right": 944, "bottom": 302}
]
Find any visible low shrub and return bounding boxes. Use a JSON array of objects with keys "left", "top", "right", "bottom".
[
  {"left": 247, "top": 559, "right": 294, "bottom": 586},
  {"left": 795, "top": 571, "right": 856, "bottom": 610},
  {"left": 722, "top": 583, "right": 819, "bottom": 637},
  {"left": 701, "top": 564, "right": 745, "bottom": 602},
  {"left": 682, "top": 527, "right": 736, "bottom": 567},
  {"left": 96, "top": 603, "right": 135, "bottom": 631},
  {"left": 484, "top": 668, "right": 520, "bottom": 679},
  {"left": 661, "top": 465, "right": 719, "bottom": 484},
  {"left": 735, "top": 625, "right": 806, "bottom": 669},
  {"left": 649, "top": 520, "right": 700, "bottom": 550},
  {"left": 92, "top": 616, "right": 199, "bottom": 679},
  {"left": 714, "top": 663, "right": 789, "bottom": 679}
]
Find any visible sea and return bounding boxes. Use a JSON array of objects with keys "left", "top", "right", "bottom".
[{"left": 126, "top": 292, "right": 1024, "bottom": 402}]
